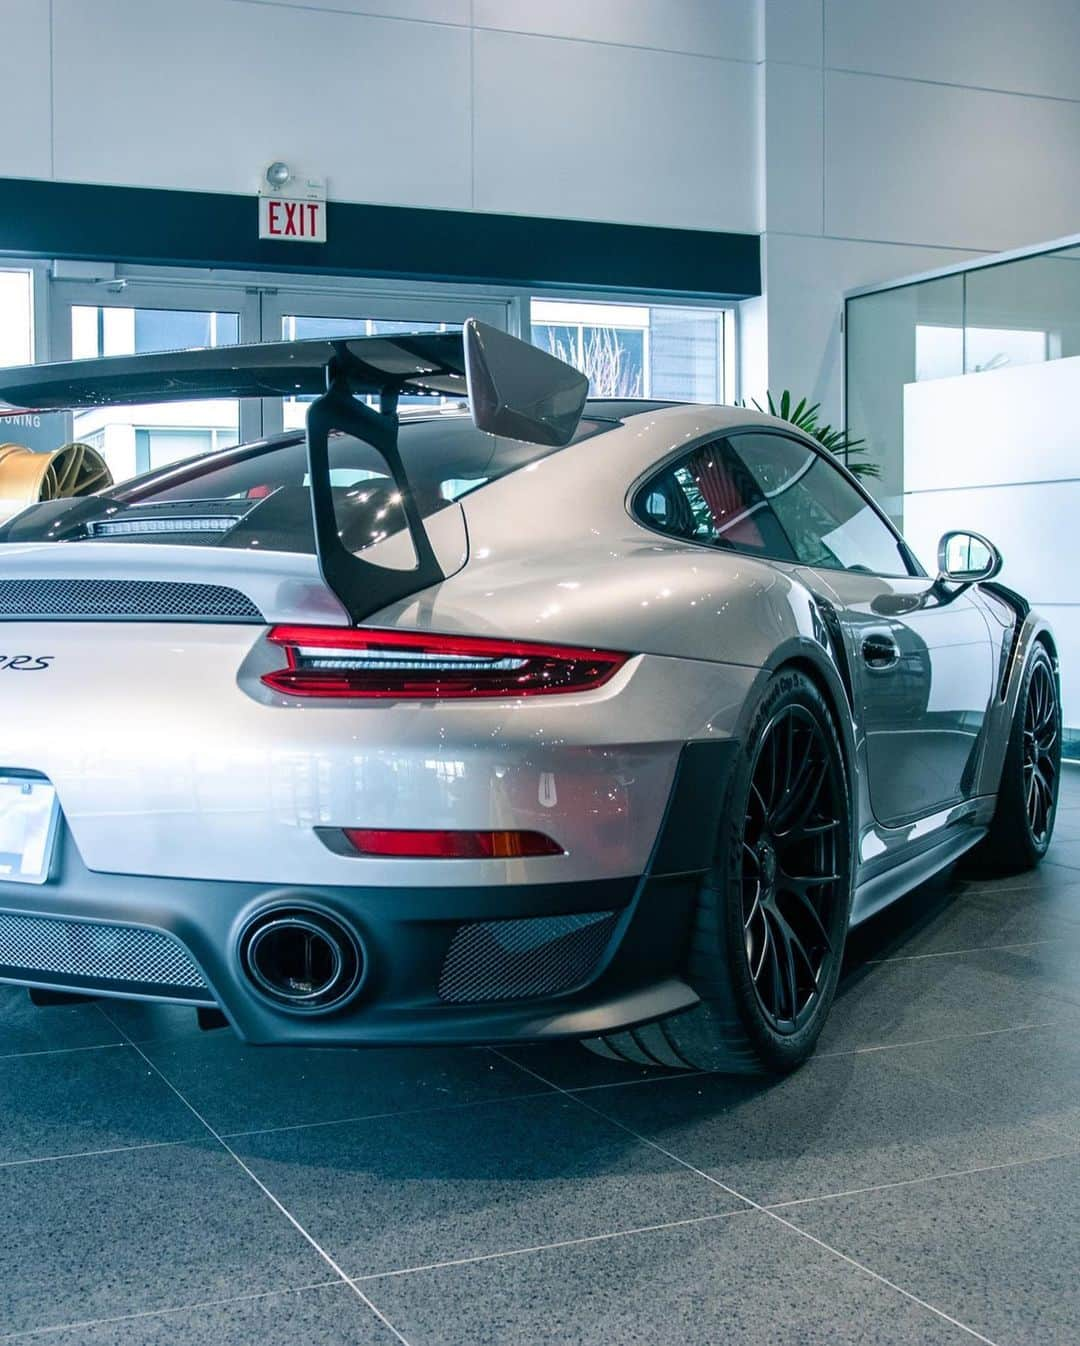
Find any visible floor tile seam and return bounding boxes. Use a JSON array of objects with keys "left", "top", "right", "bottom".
[
  {"left": 0, "top": 1278, "right": 344, "bottom": 1342},
  {"left": 489, "top": 1049, "right": 1001, "bottom": 1345},
  {"left": 94, "top": 1002, "right": 417, "bottom": 1346}
]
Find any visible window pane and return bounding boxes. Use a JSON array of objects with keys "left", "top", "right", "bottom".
[
  {"left": 531, "top": 323, "right": 577, "bottom": 364},
  {"left": 579, "top": 325, "right": 645, "bottom": 397},
  {"left": 964, "top": 325, "right": 1047, "bottom": 373},
  {"left": 134, "top": 309, "right": 238, "bottom": 353},
  {"left": 633, "top": 441, "right": 795, "bottom": 559},
  {"left": 648, "top": 306, "right": 724, "bottom": 402},
  {"left": 0, "top": 270, "right": 33, "bottom": 368},
  {"left": 102, "top": 413, "right": 610, "bottom": 554},
  {"left": 845, "top": 274, "right": 963, "bottom": 527},
  {"left": 72, "top": 306, "right": 239, "bottom": 359},
  {"left": 279, "top": 315, "right": 463, "bottom": 428},
  {"left": 732, "top": 433, "right": 907, "bottom": 576},
  {"left": 69, "top": 305, "right": 240, "bottom": 485},
  {"left": 530, "top": 299, "right": 728, "bottom": 403},
  {"left": 963, "top": 252, "right": 1080, "bottom": 374}
]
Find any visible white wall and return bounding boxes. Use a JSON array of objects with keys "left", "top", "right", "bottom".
[
  {"left": 2, "top": 0, "right": 1079, "bottom": 417},
  {"left": 0, "top": 0, "right": 761, "bottom": 235},
  {"left": 903, "top": 356, "right": 1080, "bottom": 722},
  {"left": 759, "top": 0, "right": 1080, "bottom": 422}
]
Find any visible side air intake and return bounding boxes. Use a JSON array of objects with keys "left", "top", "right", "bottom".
[
  {"left": 0, "top": 912, "right": 209, "bottom": 999},
  {"left": 438, "top": 911, "right": 620, "bottom": 1003}
]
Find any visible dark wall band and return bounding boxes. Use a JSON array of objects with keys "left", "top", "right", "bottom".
[{"left": 0, "top": 177, "right": 760, "bottom": 300}]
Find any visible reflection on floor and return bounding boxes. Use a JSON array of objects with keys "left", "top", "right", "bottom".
[{"left": 3, "top": 771, "right": 1080, "bottom": 1343}]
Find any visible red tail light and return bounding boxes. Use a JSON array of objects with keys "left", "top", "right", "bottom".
[
  {"left": 342, "top": 828, "right": 564, "bottom": 858},
  {"left": 261, "top": 626, "right": 629, "bottom": 699}
]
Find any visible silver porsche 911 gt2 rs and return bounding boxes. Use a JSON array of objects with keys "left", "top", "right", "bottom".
[{"left": 0, "top": 321, "right": 1061, "bottom": 1074}]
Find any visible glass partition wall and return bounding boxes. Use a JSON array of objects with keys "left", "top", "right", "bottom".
[{"left": 846, "top": 237, "right": 1080, "bottom": 753}]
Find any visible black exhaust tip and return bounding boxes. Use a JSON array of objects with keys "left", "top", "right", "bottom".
[{"left": 239, "top": 908, "right": 364, "bottom": 1012}]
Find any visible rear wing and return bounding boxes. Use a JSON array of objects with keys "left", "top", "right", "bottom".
[{"left": 0, "top": 320, "right": 588, "bottom": 623}]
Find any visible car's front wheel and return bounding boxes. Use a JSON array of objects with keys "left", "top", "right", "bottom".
[
  {"left": 582, "top": 667, "right": 853, "bottom": 1074},
  {"left": 968, "top": 642, "right": 1061, "bottom": 876}
]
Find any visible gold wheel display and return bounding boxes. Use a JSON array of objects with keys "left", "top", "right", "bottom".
[{"left": 0, "top": 442, "right": 112, "bottom": 519}]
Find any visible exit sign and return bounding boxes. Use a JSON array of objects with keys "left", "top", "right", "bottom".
[
  {"left": 259, "top": 196, "right": 326, "bottom": 242},
  {"left": 258, "top": 174, "right": 327, "bottom": 243}
]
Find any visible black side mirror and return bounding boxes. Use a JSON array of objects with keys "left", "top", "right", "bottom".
[{"left": 936, "top": 530, "right": 1003, "bottom": 584}]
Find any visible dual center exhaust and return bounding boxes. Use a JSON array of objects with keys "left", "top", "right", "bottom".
[{"left": 238, "top": 907, "right": 364, "bottom": 1012}]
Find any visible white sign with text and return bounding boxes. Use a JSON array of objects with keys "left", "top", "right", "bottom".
[{"left": 258, "top": 174, "right": 327, "bottom": 243}]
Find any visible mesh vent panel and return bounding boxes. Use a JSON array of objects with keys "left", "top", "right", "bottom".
[
  {"left": 0, "top": 912, "right": 206, "bottom": 989},
  {"left": 0, "top": 578, "right": 262, "bottom": 621},
  {"left": 438, "top": 910, "right": 619, "bottom": 1003}
]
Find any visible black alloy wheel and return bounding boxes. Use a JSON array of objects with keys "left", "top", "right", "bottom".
[
  {"left": 741, "top": 705, "right": 846, "bottom": 1035},
  {"left": 968, "top": 641, "right": 1060, "bottom": 876},
  {"left": 581, "top": 667, "right": 853, "bottom": 1075},
  {"left": 1023, "top": 657, "right": 1058, "bottom": 845}
]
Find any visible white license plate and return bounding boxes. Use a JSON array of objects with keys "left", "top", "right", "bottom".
[{"left": 0, "top": 778, "right": 59, "bottom": 884}]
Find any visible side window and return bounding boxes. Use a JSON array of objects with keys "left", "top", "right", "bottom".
[
  {"left": 634, "top": 440, "right": 796, "bottom": 560},
  {"left": 730, "top": 433, "right": 910, "bottom": 576}
]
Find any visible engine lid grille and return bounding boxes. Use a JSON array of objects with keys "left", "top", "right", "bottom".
[{"left": 0, "top": 577, "right": 263, "bottom": 622}]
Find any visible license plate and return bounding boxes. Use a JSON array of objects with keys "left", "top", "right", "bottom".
[{"left": 0, "top": 778, "right": 59, "bottom": 884}]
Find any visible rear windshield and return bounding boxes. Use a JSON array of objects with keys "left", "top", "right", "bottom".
[{"left": 7, "top": 414, "right": 610, "bottom": 553}]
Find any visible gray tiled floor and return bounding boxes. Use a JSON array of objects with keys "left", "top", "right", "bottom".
[{"left": 3, "top": 773, "right": 1080, "bottom": 1343}]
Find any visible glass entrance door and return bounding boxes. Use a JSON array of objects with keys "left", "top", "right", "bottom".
[
  {"left": 259, "top": 291, "right": 509, "bottom": 434},
  {"left": 46, "top": 275, "right": 510, "bottom": 483},
  {"left": 0, "top": 269, "right": 34, "bottom": 369},
  {"left": 48, "top": 279, "right": 260, "bottom": 484}
]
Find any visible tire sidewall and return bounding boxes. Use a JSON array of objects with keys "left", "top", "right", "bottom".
[
  {"left": 713, "top": 667, "right": 854, "bottom": 1071},
  {"left": 1011, "top": 643, "right": 1061, "bottom": 862}
]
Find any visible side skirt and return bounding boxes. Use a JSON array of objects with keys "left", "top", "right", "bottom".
[{"left": 850, "top": 825, "right": 987, "bottom": 927}]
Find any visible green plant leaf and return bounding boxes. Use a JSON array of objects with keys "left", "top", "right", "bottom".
[{"left": 759, "top": 389, "right": 878, "bottom": 479}]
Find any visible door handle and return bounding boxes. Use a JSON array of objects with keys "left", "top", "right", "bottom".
[{"left": 862, "top": 634, "right": 900, "bottom": 670}]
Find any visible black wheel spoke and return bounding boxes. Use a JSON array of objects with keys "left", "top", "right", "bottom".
[
  {"left": 778, "top": 919, "right": 800, "bottom": 1021},
  {"left": 767, "top": 729, "right": 782, "bottom": 810},
  {"left": 773, "top": 756, "right": 828, "bottom": 840},
  {"left": 765, "top": 920, "right": 785, "bottom": 1019},
  {"left": 738, "top": 701, "right": 847, "bottom": 1036},
  {"left": 763, "top": 908, "right": 797, "bottom": 1023},
  {"left": 752, "top": 915, "right": 771, "bottom": 982},
  {"left": 1022, "top": 662, "right": 1060, "bottom": 845},
  {"left": 783, "top": 883, "right": 833, "bottom": 952},
  {"left": 774, "top": 907, "right": 819, "bottom": 987}
]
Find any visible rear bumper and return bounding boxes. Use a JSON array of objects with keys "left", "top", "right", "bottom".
[{"left": 0, "top": 741, "right": 737, "bottom": 1046}]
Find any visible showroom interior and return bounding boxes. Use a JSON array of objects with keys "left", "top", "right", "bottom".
[{"left": 1, "top": 1, "right": 1080, "bottom": 1343}]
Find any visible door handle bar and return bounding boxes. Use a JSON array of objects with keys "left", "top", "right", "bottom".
[{"left": 862, "top": 634, "right": 900, "bottom": 670}]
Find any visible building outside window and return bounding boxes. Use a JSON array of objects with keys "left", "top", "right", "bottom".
[
  {"left": 68, "top": 305, "right": 240, "bottom": 482},
  {"left": 530, "top": 300, "right": 730, "bottom": 404},
  {"left": 279, "top": 316, "right": 463, "bottom": 429},
  {"left": 1, "top": 271, "right": 738, "bottom": 482}
]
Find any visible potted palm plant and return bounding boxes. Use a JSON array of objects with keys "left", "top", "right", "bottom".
[{"left": 749, "top": 391, "right": 879, "bottom": 481}]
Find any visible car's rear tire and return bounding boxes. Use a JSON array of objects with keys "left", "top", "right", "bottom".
[
  {"left": 582, "top": 667, "right": 853, "bottom": 1075},
  {"left": 968, "top": 642, "right": 1061, "bottom": 876}
]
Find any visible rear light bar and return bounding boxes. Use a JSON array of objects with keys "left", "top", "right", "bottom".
[
  {"left": 261, "top": 626, "right": 629, "bottom": 699},
  {"left": 342, "top": 828, "right": 564, "bottom": 859}
]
